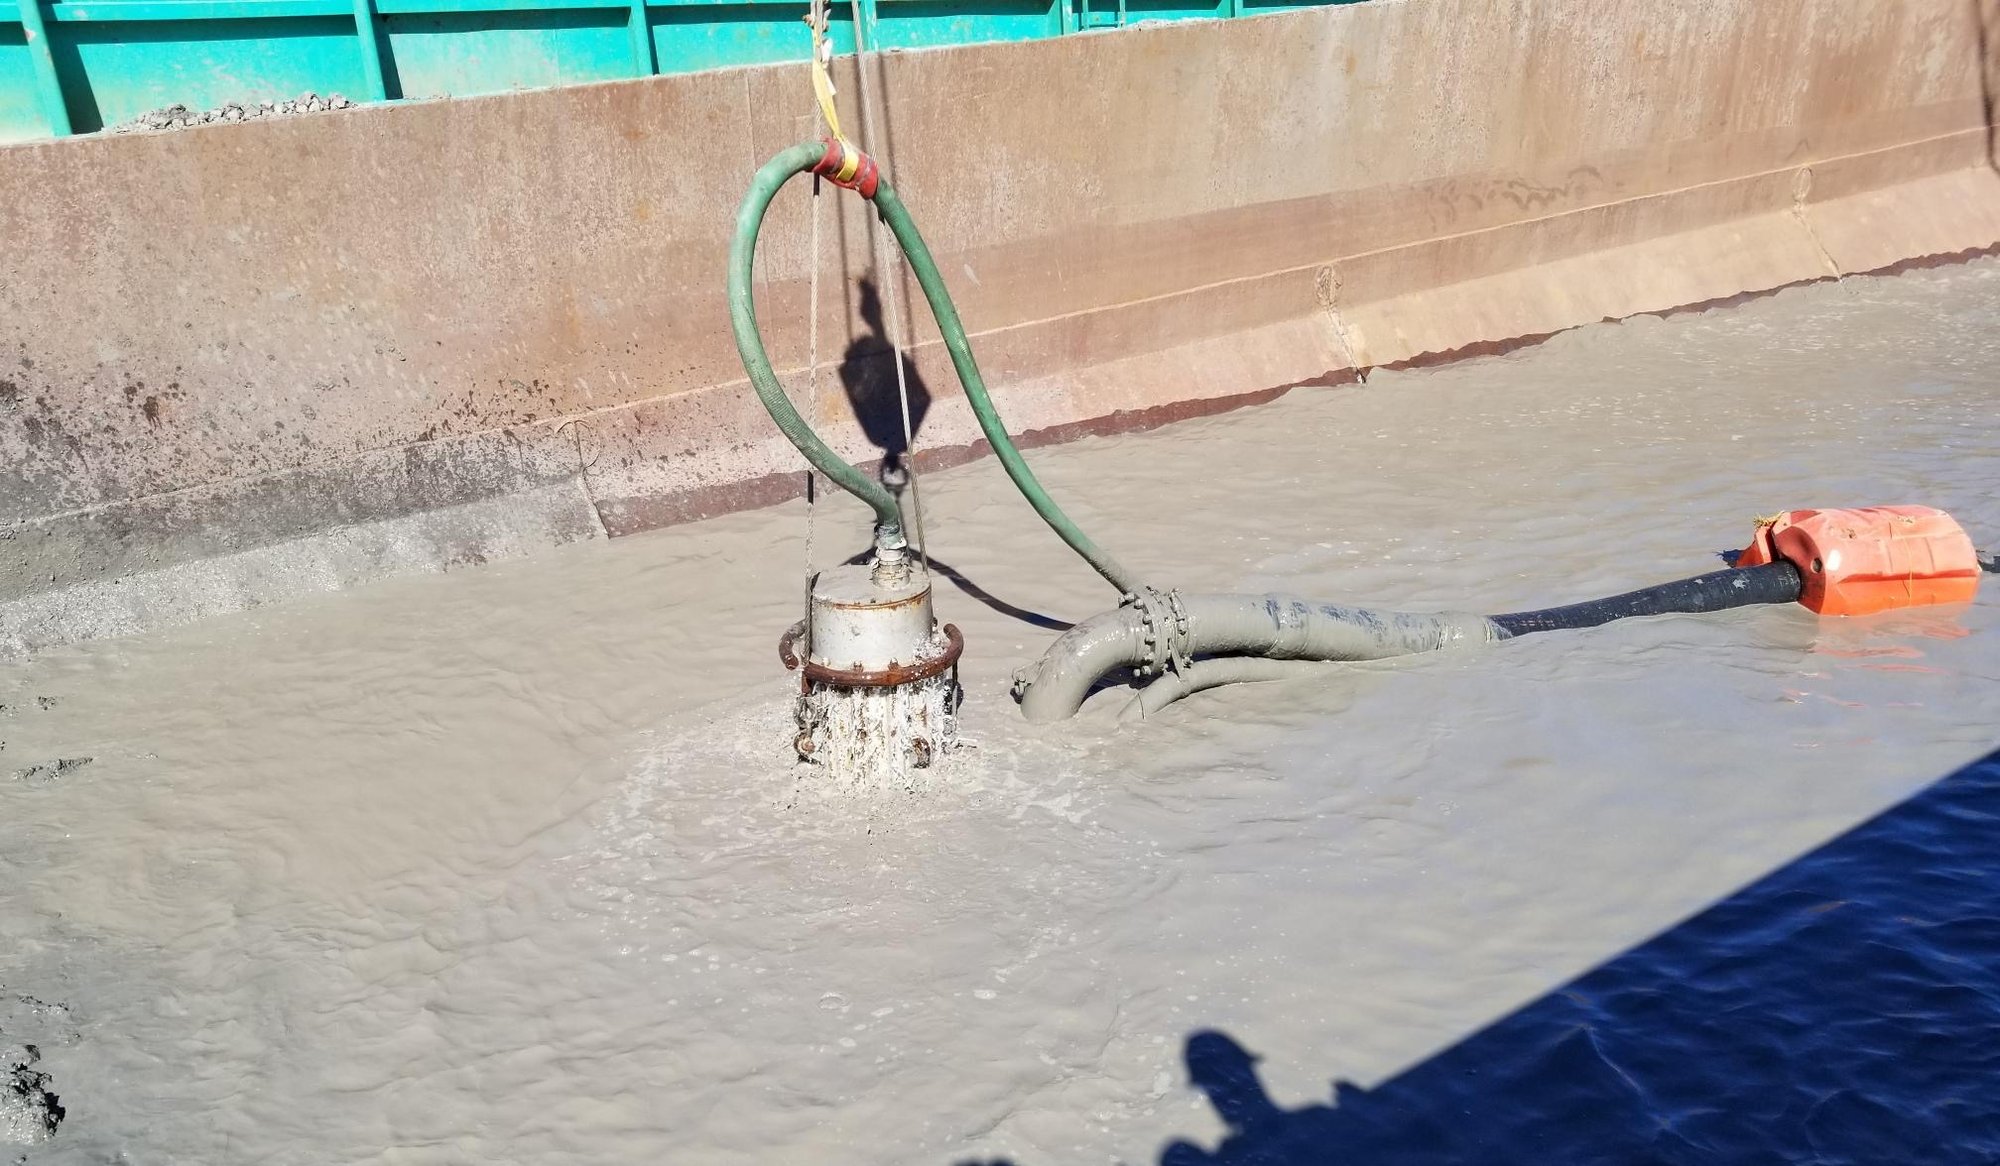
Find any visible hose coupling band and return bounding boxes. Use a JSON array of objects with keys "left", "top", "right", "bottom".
[{"left": 813, "top": 137, "right": 880, "bottom": 198}]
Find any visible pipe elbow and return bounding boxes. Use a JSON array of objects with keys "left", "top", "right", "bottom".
[{"left": 1013, "top": 608, "right": 1147, "bottom": 723}]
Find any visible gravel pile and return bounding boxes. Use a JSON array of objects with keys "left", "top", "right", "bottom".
[{"left": 111, "top": 92, "right": 358, "bottom": 133}]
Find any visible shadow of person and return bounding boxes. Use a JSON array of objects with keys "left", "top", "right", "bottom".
[
  {"left": 839, "top": 276, "right": 932, "bottom": 485},
  {"left": 1163, "top": 1031, "right": 1313, "bottom": 1165},
  {"left": 1162, "top": 1031, "right": 1400, "bottom": 1166},
  {"left": 1135, "top": 749, "right": 2000, "bottom": 1166}
]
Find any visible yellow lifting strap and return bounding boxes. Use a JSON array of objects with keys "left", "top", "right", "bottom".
[{"left": 804, "top": 0, "right": 862, "bottom": 183}]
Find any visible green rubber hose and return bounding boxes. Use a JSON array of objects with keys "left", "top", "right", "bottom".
[
  {"left": 728, "top": 142, "right": 1145, "bottom": 595},
  {"left": 729, "top": 143, "right": 902, "bottom": 540}
]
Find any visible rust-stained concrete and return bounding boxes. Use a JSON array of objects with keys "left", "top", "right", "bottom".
[{"left": 3, "top": 0, "right": 1999, "bottom": 649}]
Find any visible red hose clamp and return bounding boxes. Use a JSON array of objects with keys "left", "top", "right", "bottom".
[{"left": 813, "top": 137, "right": 880, "bottom": 199}]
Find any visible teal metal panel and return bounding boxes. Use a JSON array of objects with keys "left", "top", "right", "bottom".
[
  {"left": 352, "top": 0, "right": 387, "bottom": 97},
  {"left": 622, "top": 0, "right": 650, "bottom": 74},
  {"left": 50, "top": 16, "right": 373, "bottom": 130},
  {"left": 1121, "top": 0, "right": 1225, "bottom": 23},
  {"left": 14, "top": 0, "right": 71, "bottom": 132},
  {"left": 53, "top": 1, "right": 347, "bottom": 20},
  {"left": 376, "top": 0, "right": 626, "bottom": 15},
  {"left": 385, "top": 8, "right": 634, "bottom": 97},
  {"left": 873, "top": 0, "right": 1056, "bottom": 51},
  {"left": 1, "top": 0, "right": 1355, "bottom": 141},
  {"left": 648, "top": 4, "right": 834, "bottom": 74},
  {"left": 0, "top": 23, "right": 57, "bottom": 141}
]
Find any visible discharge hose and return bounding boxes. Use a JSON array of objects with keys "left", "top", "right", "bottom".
[
  {"left": 1489, "top": 561, "right": 1803, "bottom": 635},
  {"left": 1020, "top": 562, "right": 1811, "bottom": 722},
  {"left": 728, "top": 142, "right": 1144, "bottom": 594}
]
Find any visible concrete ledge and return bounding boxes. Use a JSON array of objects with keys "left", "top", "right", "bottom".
[
  {"left": 1334, "top": 173, "right": 1835, "bottom": 368},
  {"left": 0, "top": 482, "right": 601, "bottom": 655},
  {"left": 0, "top": 421, "right": 587, "bottom": 605},
  {"left": 1806, "top": 166, "right": 2000, "bottom": 275}
]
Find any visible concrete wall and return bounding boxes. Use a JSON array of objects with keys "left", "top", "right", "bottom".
[{"left": 4, "top": 0, "right": 1999, "bottom": 650}]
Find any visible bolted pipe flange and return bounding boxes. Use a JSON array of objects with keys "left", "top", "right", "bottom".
[
  {"left": 781, "top": 622, "right": 964, "bottom": 688},
  {"left": 1123, "top": 586, "right": 1192, "bottom": 679}
]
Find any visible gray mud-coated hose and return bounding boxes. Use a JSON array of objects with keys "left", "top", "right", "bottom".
[
  {"left": 1013, "top": 595, "right": 1502, "bottom": 722},
  {"left": 1025, "top": 560, "right": 1832, "bottom": 721},
  {"left": 1119, "top": 658, "right": 1344, "bottom": 722}
]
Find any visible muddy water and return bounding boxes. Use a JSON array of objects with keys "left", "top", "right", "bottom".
[{"left": 3, "top": 261, "right": 1998, "bottom": 1164}]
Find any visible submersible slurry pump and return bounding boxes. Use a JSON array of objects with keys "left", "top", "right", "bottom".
[{"left": 728, "top": 137, "right": 1996, "bottom": 788}]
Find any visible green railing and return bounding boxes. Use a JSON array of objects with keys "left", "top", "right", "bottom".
[{"left": 0, "top": 0, "right": 1342, "bottom": 142}]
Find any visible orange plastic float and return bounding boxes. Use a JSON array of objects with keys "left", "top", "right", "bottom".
[{"left": 1736, "top": 506, "right": 1981, "bottom": 616}]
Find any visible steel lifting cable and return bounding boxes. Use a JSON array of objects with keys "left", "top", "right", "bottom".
[
  {"left": 800, "top": 0, "right": 831, "bottom": 618},
  {"left": 843, "top": 0, "right": 929, "bottom": 569}
]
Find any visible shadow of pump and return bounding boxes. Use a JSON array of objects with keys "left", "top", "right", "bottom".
[
  {"left": 830, "top": 276, "right": 1074, "bottom": 632},
  {"left": 838, "top": 276, "right": 932, "bottom": 482}
]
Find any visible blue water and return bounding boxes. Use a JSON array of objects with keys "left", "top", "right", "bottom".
[{"left": 1156, "top": 747, "right": 2000, "bottom": 1165}]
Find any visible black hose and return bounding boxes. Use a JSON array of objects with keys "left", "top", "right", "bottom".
[
  {"left": 1490, "top": 561, "right": 1804, "bottom": 637},
  {"left": 1029, "top": 549, "right": 1982, "bottom": 718}
]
